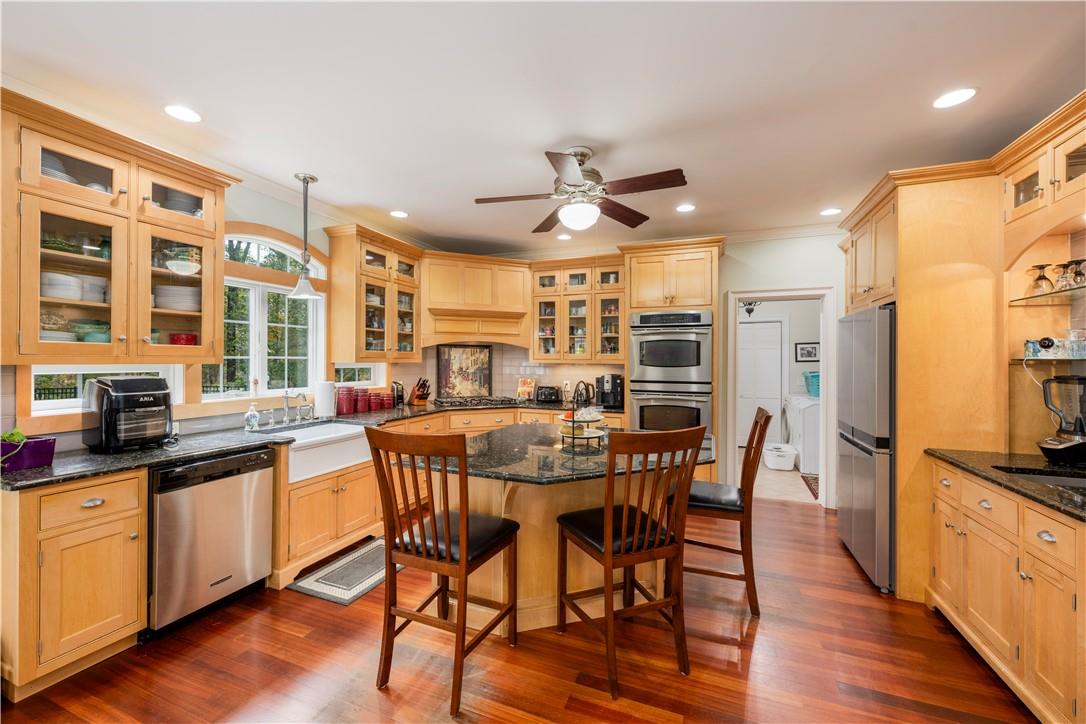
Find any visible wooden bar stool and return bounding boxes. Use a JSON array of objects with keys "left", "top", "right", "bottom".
[
  {"left": 556, "top": 426, "right": 706, "bottom": 699},
  {"left": 366, "top": 427, "right": 519, "bottom": 716},
  {"left": 682, "top": 408, "right": 772, "bottom": 616}
]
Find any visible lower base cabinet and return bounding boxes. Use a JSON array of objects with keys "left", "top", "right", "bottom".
[
  {"left": 927, "top": 456, "right": 1084, "bottom": 723},
  {"left": 287, "top": 462, "right": 378, "bottom": 561}
]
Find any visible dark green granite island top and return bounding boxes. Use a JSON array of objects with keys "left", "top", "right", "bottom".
[{"left": 926, "top": 448, "right": 1086, "bottom": 522}]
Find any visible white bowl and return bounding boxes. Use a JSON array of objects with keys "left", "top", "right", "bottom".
[{"left": 41, "top": 271, "right": 79, "bottom": 285}]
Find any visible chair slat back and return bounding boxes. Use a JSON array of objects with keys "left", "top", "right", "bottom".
[
  {"left": 740, "top": 408, "right": 773, "bottom": 504},
  {"left": 366, "top": 427, "right": 468, "bottom": 565},
  {"left": 606, "top": 427, "right": 706, "bottom": 558}
]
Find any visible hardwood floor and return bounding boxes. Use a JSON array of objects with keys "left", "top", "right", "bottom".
[{"left": 2, "top": 500, "right": 1033, "bottom": 722}]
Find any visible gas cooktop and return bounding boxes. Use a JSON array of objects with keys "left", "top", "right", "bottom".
[{"left": 432, "top": 396, "right": 521, "bottom": 408}]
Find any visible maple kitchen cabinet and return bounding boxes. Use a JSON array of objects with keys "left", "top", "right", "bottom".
[
  {"left": 419, "top": 251, "right": 531, "bottom": 348},
  {"left": 1, "top": 470, "right": 148, "bottom": 703},
  {"left": 1, "top": 90, "right": 237, "bottom": 365},
  {"left": 284, "top": 462, "right": 378, "bottom": 564},
  {"left": 841, "top": 195, "right": 896, "bottom": 312},
  {"left": 621, "top": 238, "right": 722, "bottom": 310}
]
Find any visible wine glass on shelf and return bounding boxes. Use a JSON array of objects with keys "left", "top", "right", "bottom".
[
  {"left": 1054, "top": 263, "right": 1073, "bottom": 291},
  {"left": 1069, "top": 259, "right": 1086, "bottom": 287},
  {"left": 1028, "top": 264, "right": 1055, "bottom": 297}
]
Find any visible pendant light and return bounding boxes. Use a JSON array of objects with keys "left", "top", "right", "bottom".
[{"left": 288, "top": 172, "right": 321, "bottom": 300}]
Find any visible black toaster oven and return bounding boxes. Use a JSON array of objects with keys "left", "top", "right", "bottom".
[{"left": 83, "top": 377, "right": 173, "bottom": 453}]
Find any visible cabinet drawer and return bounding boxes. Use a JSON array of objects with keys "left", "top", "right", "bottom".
[
  {"left": 960, "top": 477, "right": 1019, "bottom": 535},
  {"left": 519, "top": 410, "right": 555, "bottom": 424},
  {"left": 931, "top": 463, "right": 960, "bottom": 501},
  {"left": 1023, "top": 506, "right": 1077, "bottom": 569},
  {"left": 448, "top": 411, "right": 514, "bottom": 429},
  {"left": 39, "top": 476, "right": 141, "bottom": 531},
  {"left": 406, "top": 416, "right": 448, "bottom": 434},
  {"left": 599, "top": 413, "right": 625, "bottom": 429}
]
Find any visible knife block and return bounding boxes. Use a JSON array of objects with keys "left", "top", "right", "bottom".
[{"left": 407, "top": 385, "right": 430, "bottom": 406}]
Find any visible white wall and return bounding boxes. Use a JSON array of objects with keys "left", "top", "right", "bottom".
[
  {"left": 720, "top": 228, "right": 846, "bottom": 312},
  {"left": 225, "top": 185, "right": 342, "bottom": 254},
  {"left": 740, "top": 299, "right": 822, "bottom": 394}
]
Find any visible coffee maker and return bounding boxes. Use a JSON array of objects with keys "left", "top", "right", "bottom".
[
  {"left": 1038, "top": 375, "right": 1086, "bottom": 465},
  {"left": 596, "top": 374, "right": 624, "bottom": 411}
]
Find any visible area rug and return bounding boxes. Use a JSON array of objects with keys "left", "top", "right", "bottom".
[
  {"left": 801, "top": 473, "right": 819, "bottom": 501},
  {"left": 287, "top": 537, "right": 400, "bottom": 605}
]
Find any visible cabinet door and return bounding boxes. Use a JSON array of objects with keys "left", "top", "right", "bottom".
[
  {"left": 1052, "top": 120, "right": 1086, "bottom": 202},
  {"left": 595, "top": 262, "right": 624, "bottom": 290},
  {"left": 360, "top": 278, "right": 391, "bottom": 360},
  {"left": 870, "top": 199, "right": 897, "bottom": 300},
  {"left": 931, "top": 498, "right": 962, "bottom": 609},
  {"left": 135, "top": 224, "right": 218, "bottom": 359},
  {"left": 288, "top": 478, "right": 338, "bottom": 560},
  {"left": 390, "top": 285, "right": 419, "bottom": 361},
  {"left": 532, "top": 296, "right": 561, "bottom": 361},
  {"left": 463, "top": 264, "right": 494, "bottom": 307},
  {"left": 629, "top": 254, "right": 669, "bottom": 308},
  {"left": 595, "top": 293, "right": 625, "bottom": 361},
  {"left": 562, "top": 294, "right": 592, "bottom": 360},
  {"left": 21, "top": 128, "right": 130, "bottom": 212},
  {"left": 39, "top": 514, "right": 141, "bottom": 663},
  {"left": 533, "top": 269, "right": 560, "bottom": 294},
  {"left": 1003, "top": 152, "right": 1048, "bottom": 224},
  {"left": 962, "top": 514, "right": 1021, "bottom": 666},
  {"left": 337, "top": 466, "right": 377, "bottom": 537},
  {"left": 19, "top": 195, "right": 130, "bottom": 357},
  {"left": 137, "top": 168, "right": 216, "bottom": 235},
  {"left": 360, "top": 243, "right": 391, "bottom": 280},
  {"left": 852, "top": 220, "right": 874, "bottom": 303},
  {"left": 668, "top": 250, "right": 715, "bottom": 307},
  {"left": 393, "top": 253, "right": 420, "bottom": 286},
  {"left": 1022, "top": 554, "right": 1078, "bottom": 719},
  {"left": 563, "top": 267, "right": 592, "bottom": 293}
]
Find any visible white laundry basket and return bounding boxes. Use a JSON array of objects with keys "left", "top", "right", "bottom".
[{"left": 763, "top": 443, "right": 797, "bottom": 471}]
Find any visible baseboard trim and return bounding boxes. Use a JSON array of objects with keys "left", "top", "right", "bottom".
[
  {"left": 267, "top": 522, "right": 382, "bottom": 590},
  {"left": 2, "top": 634, "right": 136, "bottom": 703}
]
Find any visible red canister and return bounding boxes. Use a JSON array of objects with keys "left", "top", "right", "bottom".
[
  {"left": 335, "top": 387, "right": 352, "bottom": 416},
  {"left": 354, "top": 387, "right": 370, "bottom": 413},
  {"left": 369, "top": 391, "right": 382, "bottom": 410},
  {"left": 382, "top": 393, "right": 394, "bottom": 409}
]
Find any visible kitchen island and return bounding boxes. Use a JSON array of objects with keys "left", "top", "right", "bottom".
[{"left": 417, "top": 423, "right": 715, "bottom": 632}]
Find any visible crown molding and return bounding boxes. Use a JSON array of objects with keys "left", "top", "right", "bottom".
[
  {"left": 992, "top": 89, "right": 1086, "bottom": 173},
  {"left": 722, "top": 222, "right": 845, "bottom": 245}
]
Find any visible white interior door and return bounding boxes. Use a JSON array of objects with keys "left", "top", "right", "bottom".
[{"left": 737, "top": 320, "right": 784, "bottom": 446}]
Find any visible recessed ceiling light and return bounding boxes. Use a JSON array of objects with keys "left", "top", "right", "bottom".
[
  {"left": 164, "top": 104, "right": 201, "bottom": 123},
  {"left": 557, "top": 233, "right": 572, "bottom": 241},
  {"left": 676, "top": 203, "right": 696, "bottom": 213},
  {"left": 932, "top": 88, "right": 977, "bottom": 109},
  {"left": 820, "top": 207, "right": 843, "bottom": 216},
  {"left": 389, "top": 210, "right": 408, "bottom": 219}
]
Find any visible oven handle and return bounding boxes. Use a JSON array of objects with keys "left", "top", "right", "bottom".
[
  {"left": 630, "top": 328, "right": 711, "bottom": 337},
  {"left": 630, "top": 392, "right": 711, "bottom": 401}
]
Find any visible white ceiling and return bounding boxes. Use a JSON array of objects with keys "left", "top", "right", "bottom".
[{"left": 3, "top": 2, "right": 1084, "bottom": 255}]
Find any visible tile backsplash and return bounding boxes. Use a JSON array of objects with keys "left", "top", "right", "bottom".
[{"left": 392, "top": 344, "right": 623, "bottom": 401}]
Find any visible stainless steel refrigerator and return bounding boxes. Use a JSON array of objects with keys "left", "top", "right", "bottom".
[{"left": 837, "top": 304, "right": 895, "bottom": 592}]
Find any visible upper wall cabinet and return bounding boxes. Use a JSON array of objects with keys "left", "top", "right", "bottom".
[
  {"left": 625, "top": 244, "right": 719, "bottom": 310},
  {"left": 841, "top": 191, "right": 897, "bottom": 314},
  {"left": 359, "top": 240, "right": 420, "bottom": 287},
  {"left": 1, "top": 90, "right": 237, "bottom": 365},
  {"left": 1003, "top": 151, "right": 1048, "bottom": 225},
  {"left": 420, "top": 252, "right": 531, "bottom": 348},
  {"left": 1051, "top": 119, "right": 1086, "bottom": 202}
]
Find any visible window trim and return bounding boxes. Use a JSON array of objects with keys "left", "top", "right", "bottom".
[{"left": 29, "top": 364, "right": 186, "bottom": 415}]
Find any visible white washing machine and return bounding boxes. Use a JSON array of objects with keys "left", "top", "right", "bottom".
[{"left": 783, "top": 394, "right": 820, "bottom": 475}]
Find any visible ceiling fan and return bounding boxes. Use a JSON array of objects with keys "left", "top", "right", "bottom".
[{"left": 474, "top": 146, "right": 686, "bottom": 233}]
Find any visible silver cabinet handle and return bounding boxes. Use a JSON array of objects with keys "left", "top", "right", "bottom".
[
  {"left": 1019, "top": 570, "right": 1032, "bottom": 581},
  {"left": 939, "top": 478, "right": 951, "bottom": 487},
  {"left": 1050, "top": 179, "right": 1059, "bottom": 185},
  {"left": 423, "top": 424, "right": 431, "bottom": 430},
  {"left": 81, "top": 497, "right": 105, "bottom": 509},
  {"left": 142, "top": 336, "right": 152, "bottom": 343},
  {"left": 117, "top": 187, "right": 128, "bottom": 194},
  {"left": 142, "top": 194, "right": 151, "bottom": 201},
  {"left": 494, "top": 418, "right": 504, "bottom": 423},
  {"left": 599, "top": 421, "right": 609, "bottom": 427},
  {"left": 118, "top": 335, "right": 127, "bottom": 342},
  {"left": 462, "top": 420, "right": 471, "bottom": 425},
  {"left": 977, "top": 499, "right": 992, "bottom": 510},
  {"left": 129, "top": 532, "right": 139, "bottom": 540},
  {"left": 340, "top": 486, "right": 347, "bottom": 492},
  {"left": 944, "top": 521, "right": 954, "bottom": 528},
  {"left": 331, "top": 487, "right": 339, "bottom": 494},
  {"left": 1036, "top": 530, "right": 1057, "bottom": 544}
]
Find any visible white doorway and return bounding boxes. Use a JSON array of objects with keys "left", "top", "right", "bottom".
[{"left": 736, "top": 318, "right": 787, "bottom": 446}]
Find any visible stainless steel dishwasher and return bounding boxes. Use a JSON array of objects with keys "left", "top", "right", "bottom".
[{"left": 149, "top": 448, "right": 274, "bottom": 629}]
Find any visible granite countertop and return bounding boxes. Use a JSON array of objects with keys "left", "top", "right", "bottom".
[
  {"left": 422, "top": 423, "right": 715, "bottom": 485},
  {"left": 0, "top": 400, "right": 627, "bottom": 492},
  {"left": 926, "top": 448, "right": 1086, "bottom": 522},
  {"left": 1, "top": 429, "right": 295, "bottom": 492}
]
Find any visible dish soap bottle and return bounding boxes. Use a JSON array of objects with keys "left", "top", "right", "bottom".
[{"left": 244, "top": 403, "right": 260, "bottom": 431}]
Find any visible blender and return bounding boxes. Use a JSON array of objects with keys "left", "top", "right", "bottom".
[{"left": 1038, "top": 375, "right": 1086, "bottom": 465}]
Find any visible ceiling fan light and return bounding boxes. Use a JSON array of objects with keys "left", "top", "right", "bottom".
[{"left": 558, "top": 201, "right": 600, "bottom": 231}]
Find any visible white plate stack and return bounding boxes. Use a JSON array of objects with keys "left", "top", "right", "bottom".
[
  {"left": 41, "top": 151, "right": 77, "bottom": 184},
  {"left": 163, "top": 189, "right": 202, "bottom": 217},
  {"left": 77, "top": 274, "right": 109, "bottom": 302},
  {"left": 40, "top": 330, "right": 77, "bottom": 342},
  {"left": 40, "top": 271, "right": 82, "bottom": 300},
  {"left": 153, "top": 284, "right": 201, "bottom": 311}
]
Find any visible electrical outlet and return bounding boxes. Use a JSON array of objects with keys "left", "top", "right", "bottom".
[{"left": 563, "top": 380, "right": 571, "bottom": 393}]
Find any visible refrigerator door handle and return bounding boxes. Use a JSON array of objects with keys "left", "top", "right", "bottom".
[{"left": 839, "top": 431, "right": 875, "bottom": 456}]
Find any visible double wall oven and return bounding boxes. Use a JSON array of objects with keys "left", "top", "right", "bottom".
[{"left": 629, "top": 310, "right": 713, "bottom": 434}]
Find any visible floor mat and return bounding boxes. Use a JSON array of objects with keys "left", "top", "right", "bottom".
[{"left": 800, "top": 473, "right": 819, "bottom": 501}]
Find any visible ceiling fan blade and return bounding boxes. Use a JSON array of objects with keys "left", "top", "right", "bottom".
[
  {"left": 474, "top": 193, "right": 555, "bottom": 204},
  {"left": 545, "top": 151, "right": 585, "bottom": 186},
  {"left": 532, "top": 207, "right": 562, "bottom": 233},
  {"left": 598, "top": 198, "right": 649, "bottom": 228},
  {"left": 603, "top": 168, "right": 686, "bottom": 196}
]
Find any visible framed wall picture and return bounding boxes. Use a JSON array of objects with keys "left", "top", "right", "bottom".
[
  {"left": 795, "top": 342, "right": 820, "bottom": 363},
  {"left": 437, "top": 344, "right": 493, "bottom": 398}
]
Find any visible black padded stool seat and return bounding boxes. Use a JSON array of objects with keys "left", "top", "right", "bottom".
[
  {"left": 557, "top": 505, "right": 671, "bottom": 554},
  {"left": 686, "top": 481, "right": 743, "bottom": 513},
  {"left": 393, "top": 512, "right": 520, "bottom": 563}
]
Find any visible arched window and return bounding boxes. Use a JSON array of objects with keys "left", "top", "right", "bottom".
[{"left": 223, "top": 235, "right": 327, "bottom": 279}]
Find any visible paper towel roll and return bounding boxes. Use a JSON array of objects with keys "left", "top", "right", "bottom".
[{"left": 315, "top": 381, "right": 336, "bottom": 418}]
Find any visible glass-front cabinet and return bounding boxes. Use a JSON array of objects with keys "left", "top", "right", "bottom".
[
  {"left": 596, "top": 261, "right": 624, "bottom": 290},
  {"left": 19, "top": 195, "right": 129, "bottom": 357},
  {"left": 533, "top": 269, "right": 560, "bottom": 294},
  {"left": 394, "top": 254, "right": 419, "bottom": 286},
  {"left": 360, "top": 244, "right": 389, "bottom": 280},
  {"left": 137, "top": 168, "right": 216, "bottom": 235},
  {"left": 135, "top": 224, "right": 217, "bottom": 358},
  {"left": 1003, "top": 151, "right": 1047, "bottom": 224},
  {"left": 533, "top": 296, "right": 561, "bottom": 361},
  {"left": 1053, "top": 120, "right": 1086, "bottom": 202},
  {"left": 360, "top": 278, "right": 389, "bottom": 360},
  {"left": 562, "top": 294, "right": 592, "bottom": 360},
  {"left": 596, "top": 293, "right": 625, "bottom": 361},
  {"left": 21, "top": 129, "right": 129, "bottom": 212},
  {"left": 391, "top": 286, "right": 419, "bottom": 360},
  {"left": 563, "top": 267, "right": 592, "bottom": 293}
]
